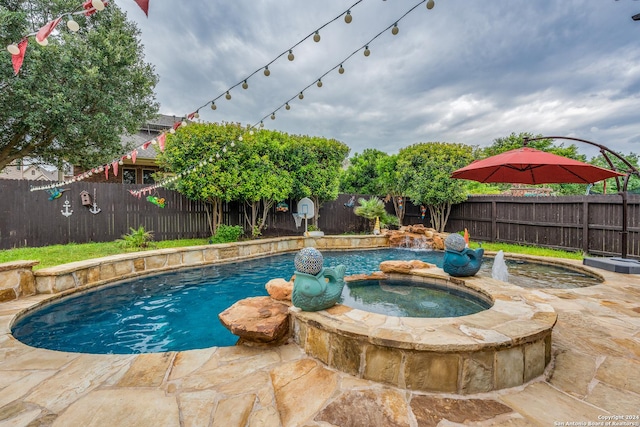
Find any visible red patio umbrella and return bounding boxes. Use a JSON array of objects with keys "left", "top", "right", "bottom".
[{"left": 451, "top": 147, "right": 624, "bottom": 184}]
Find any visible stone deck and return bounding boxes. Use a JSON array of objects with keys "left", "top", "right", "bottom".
[{"left": 0, "top": 257, "right": 639, "bottom": 426}]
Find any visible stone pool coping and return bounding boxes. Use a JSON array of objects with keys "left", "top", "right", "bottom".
[
  {"left": 29, "top": 235, "right": 389, "bottom": 296},
  {"left": 291, "top": 267, "right": 557, "bottom": 394}
]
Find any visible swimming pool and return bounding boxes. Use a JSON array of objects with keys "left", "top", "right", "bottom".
[{"left": 11, "top": 248, "right": 597, "bottom": 354}]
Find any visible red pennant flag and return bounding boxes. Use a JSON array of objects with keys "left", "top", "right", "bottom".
[
  {"left": 111, "top": 161, "right": 119, "bottom": 177},
  {"left": 142, "top": 141, "right": 151, "bottom": 150},
  {"left": 157, "top": 133, "right": 166, "bottom": 152},
  {"left": 104, "top": 164, "right": 109, "bottom": 180},
  {"left": 134, "top": 0, "right": 149, "bottom": 16},
  {"left": 11, "top": 38, "right": 28, "bottom": 75},
  {"left": 131, "top": 150, "right": 137, "bottom": 164},
  {"left": 172, "top": 121, "right": 181, "bottom": 131},
  {"left": 36, "top": 17, "right": 62, "bottom": 44},
  {"left": 187, "top": 112, "right": 196, "bottom": 120}
]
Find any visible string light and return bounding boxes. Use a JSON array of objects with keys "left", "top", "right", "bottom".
[
  {"left": 225, "top": 91, "right": 232, "bottom": 100},
  {"left": 251, "top": 0, "right": 429, "bottom": 129},
  {"left": 285, "top": 103, "right": 291, "bottom": 110},
  {"left": 317, "top": 79, "right": 323, "bottom": 88},
  {"left": 7, "top": 44, "right": 19, "bottom": 55},
  {"left": 427, "top": 0, "right": 435, "bottom": 10},
  {"left": 242, "top": 80, "right": 248, "bottom": 89},
  {"left": 288, "top": 50, "right": 294, "bottom": 61},
  {"left": 313, "top": 31, "right": 321, "bottom": 42},
  {"left": 67, "top": 18, "right": 80, "bottom": 32},
  {"left": 92, "top": 0, "right": 105, "bottom": 11},
  {"left": 211, "top": 102, "right": 217, "bottom": 110},
  {"left": 392, "top": 23, "right": 399, "bottom": 35},
  {"left": 345, "top": 11, "right": 353, "bottom": 23},
  {"left": 264, "top": 66, "right": 270, "bottom": 76},
  {"left": 271, "top": 113, "right": 276, "bottom": 120}
]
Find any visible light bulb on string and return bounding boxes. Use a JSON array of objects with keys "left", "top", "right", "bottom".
[
  {"left": 338, "top": 64, "right": 345, "bottom": 74},
  {"left": 392, "top": 23, "right": 399, "bottom": 35},
  {"left": 288, "top": 50, "right": 294, "bottom": 61},
  {"left": 7, "top": 44, "right": 19, "bottom": 55},
  {"left": 345, "top": 11, "right": 352, "bottom": 23},
  {"left": 285, "top": 103, "right": 291, "bottom": 110},
  {"left": 364, "top": 46, "right": 370, "bottom": 57},
  {"left": 92, "top": 0, "right": 105, "bottom": 11},
  {"left": 194, "top": 112, "right": 200, "bottom": 119},
  {"left": 225, "top": 91, "right": 231, "bottom": 100},
  {"left": 211, "top": 102, "right": 217, "bottom": 110},
  {"left": 264, "top": 66, "right": 270, "bottom": 76},
  {"left": 170, "top": 128, "right": 176, "bottom": 134},
  {"left": 67, "top": 18, "right": 80, "bottom": 32},
  {"left": 313, "top": 31, "right": 321, "bottom": 42},
  {"left": 37, "top": 37, "right": 48, "bottom": 46},
  {"left": 260, "top": 121, "right": 264, "bottom": 128},
  {"left": 242, "top": 80, "right": 248, "bottom": 89},
  {"left": 426, "top": 0, "right": 435, "bottom": 9},
  {"left": 181, "top": 120, "right": 187, "bottom": 127},
  {"left": 317, "top": 79, "right": 323, "bottom": 88},
  {"left": 298, "top": 92, "right": 304, "bottom": 100},
  {"left": 271, "top": 113, "right": 276, "bottom": 120}
]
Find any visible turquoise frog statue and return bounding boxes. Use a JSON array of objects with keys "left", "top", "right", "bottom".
[
  {"left": 292, "top": 247, "right": 347, "bottom": 312},
  {"left": 443, "top": 233, "right": 484, "bottom": 277}
]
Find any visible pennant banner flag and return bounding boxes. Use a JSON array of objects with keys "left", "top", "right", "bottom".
[
  {"left": 36, "top": 17, "right": 62, "bottom": 44},
  {"left": 134, "top": 0, "right": 149, "bottom": 16},
  {"left": 157, "top": 133, "right": 166, "bottom": 152},
  {"left": 12, "top": 38, "right": 28, "bottom": 75}
]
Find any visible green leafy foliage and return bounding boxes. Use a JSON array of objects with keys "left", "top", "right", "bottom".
[
  {"left": 397, "top": 142, "right": 474, "bottom": 232},
  {"left": 339, "top": 149, "right": 388, "bottom": 195},
  {"left": 116, "top": 226, "right": 155, "bottom": 250},
  {"left": 0, "top": 1, "right": 159, "bottom": 170},
  {"left": 209, "top": 224, "right": 243, "bottom": 244}
]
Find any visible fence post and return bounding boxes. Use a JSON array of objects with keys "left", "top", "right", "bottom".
[
  {"left": 491, "top": 200, "right": 497, "bottom": 242},
  {"left": 582, "top": 200, "right": 589, "bottom": 254}
]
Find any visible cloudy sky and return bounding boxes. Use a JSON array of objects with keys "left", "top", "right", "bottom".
[{"left": 116, "top": 0, "right": 640, "bottom": 159}]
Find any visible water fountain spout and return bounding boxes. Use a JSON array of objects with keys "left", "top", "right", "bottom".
[{"left": 492, "top": 250, "right": 509, "bottom": 282}]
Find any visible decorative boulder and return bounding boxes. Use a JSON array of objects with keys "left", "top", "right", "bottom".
[
  {"left": 266, "top": 278, "right": 293, "bottom": 301},
  {"left": 218, "top": 296, "right": 290, "bottom": 344},
  {"left": 379, "top": 260, "right": 435, "bottom": 274},
  {"left": 294, "top": 247, "right": 324, "bottom": 275}
]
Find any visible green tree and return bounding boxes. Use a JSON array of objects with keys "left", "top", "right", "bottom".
[
  {"left": 158, "top": 122, "right": 245, "bottom": 234},
  {"left": 376, "top": 154, "right": 407, "bottom": 225},
  {"left": 588, "top": 151, "right": 640, "bottom": 194},
  {"left": 340, "top": 148, "right": 387, "bottom": 195},
  {"left": 286, "top": 135, "right": 350, "bottom": 227},
  {"left": 0, "top": 1, "right": 158, "bottom": 171},
  {"left": 238, "top": 130, "right": 293, "bottom": 236},
  {"left": 397, "top": 142, "right": 474, "bottom": 232}
]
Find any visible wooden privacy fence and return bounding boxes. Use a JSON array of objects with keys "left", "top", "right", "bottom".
[
  {"left": 0, "top": 180, "right": 370, "bottom": 249},
  {"left": 444, "top": 194, "right": 640, "bottom": 259},
  {"left": 1, "top": 179, "right": 638, "bottom": 258}
]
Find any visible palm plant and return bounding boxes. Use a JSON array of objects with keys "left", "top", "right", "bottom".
[
  {"left": 354, "top": 197, "right": 398, "bottom": 230},
  {"left": 116, "top": 226, "right": 155, "bottom": 250}
]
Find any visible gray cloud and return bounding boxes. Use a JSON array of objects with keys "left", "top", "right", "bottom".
[{"left": 117, "top": 0, "right": 640, "bottom": 158}]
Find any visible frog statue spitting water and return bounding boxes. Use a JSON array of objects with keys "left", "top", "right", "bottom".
[
  {"left": 292, "top": 247, "right": 347, "bottom": 312},
  {"left": 442, "top": 233, "right": 484, "bottom": 277}
]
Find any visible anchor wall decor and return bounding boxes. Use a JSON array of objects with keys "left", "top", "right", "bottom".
[
  {"left": 61, "top": 197, "right": 73, "bottom": 217},
  {"left": 89, "top": 188, "right": 101, "bottom": 215}
]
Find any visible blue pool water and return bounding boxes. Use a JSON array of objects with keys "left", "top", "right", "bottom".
[
  {"left": 11, "top": 249, "right": 598, "bottom": 354},
  {"left": 342, "top": 279, "right": 490, "bottom": 318}
]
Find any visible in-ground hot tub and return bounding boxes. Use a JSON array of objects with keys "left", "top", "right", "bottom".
[{"left": 291, "top": 268, "right": 557, "bottom": 394}]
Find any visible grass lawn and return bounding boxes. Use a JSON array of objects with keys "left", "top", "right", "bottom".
[{"left": 0, "top": 237, "right": 583, "bottom": 270}]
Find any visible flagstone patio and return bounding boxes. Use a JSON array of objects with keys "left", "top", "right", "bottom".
[{"left": 0, "top": 259, "right": 638, "bottom": 426}]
